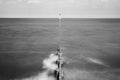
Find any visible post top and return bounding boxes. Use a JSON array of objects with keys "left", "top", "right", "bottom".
[{"left": 59, "top": 13, "right": 62, "bottom": 19}]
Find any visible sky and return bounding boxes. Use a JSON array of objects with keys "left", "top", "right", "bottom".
[{"left": 0, "top": 0, "right": 120, "bottom": 18}]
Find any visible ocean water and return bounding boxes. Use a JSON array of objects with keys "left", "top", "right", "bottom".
[{"left": 0, "top": 18, "right": 120, "bottom": 80}]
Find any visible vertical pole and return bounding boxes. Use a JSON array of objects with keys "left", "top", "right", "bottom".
[
  {"left": 58, "top": 13, "right": 63, "bottom": 80},
  {"left": 58, "top": 13, "right": 61, "bottom": 80},
  {"left": 58, "top": 13, "right": 62, "bottom": 49}
]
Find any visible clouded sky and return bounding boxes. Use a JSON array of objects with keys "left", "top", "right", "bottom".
[{"left": 0, "top": 0, "right": 120, "bottom": 18}]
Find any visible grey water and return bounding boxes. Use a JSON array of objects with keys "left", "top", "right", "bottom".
[{"left": 0, "top": 18, "right": 120, "bottom": 80}]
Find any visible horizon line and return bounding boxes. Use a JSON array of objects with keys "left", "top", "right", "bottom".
[{"left": 0, "top": 17, "right": 120, "bottom": 19}]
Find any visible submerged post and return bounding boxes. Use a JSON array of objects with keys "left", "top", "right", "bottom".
[
  {"left": 54, "top": 13, "right": 64, "bottom": 80},
  {"left": 58, "top": 13, "right": 62, "bottom": 49},
  {"left": 56, "top": 48, "right": 64, "bottom": 80}
]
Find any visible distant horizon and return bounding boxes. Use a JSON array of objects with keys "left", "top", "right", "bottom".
[{"left": 0, "top": 17, "right": 120, "bottom": 19}]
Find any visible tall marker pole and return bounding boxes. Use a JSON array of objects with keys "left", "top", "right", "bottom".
[
  {"left": 58, "top": 13, "right": 62, "bottom": 48},
  {"left": 56, "top": 13, "right": 64, "bottom": 80}
]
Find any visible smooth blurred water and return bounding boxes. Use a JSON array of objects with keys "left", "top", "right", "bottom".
[{"left": 0, "top": 18, "right": 120, "bottom": 80}]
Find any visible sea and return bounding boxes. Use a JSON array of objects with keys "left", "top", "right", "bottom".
[{"left": 0, "top": 18, "right": 120, "bottom": 80}]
